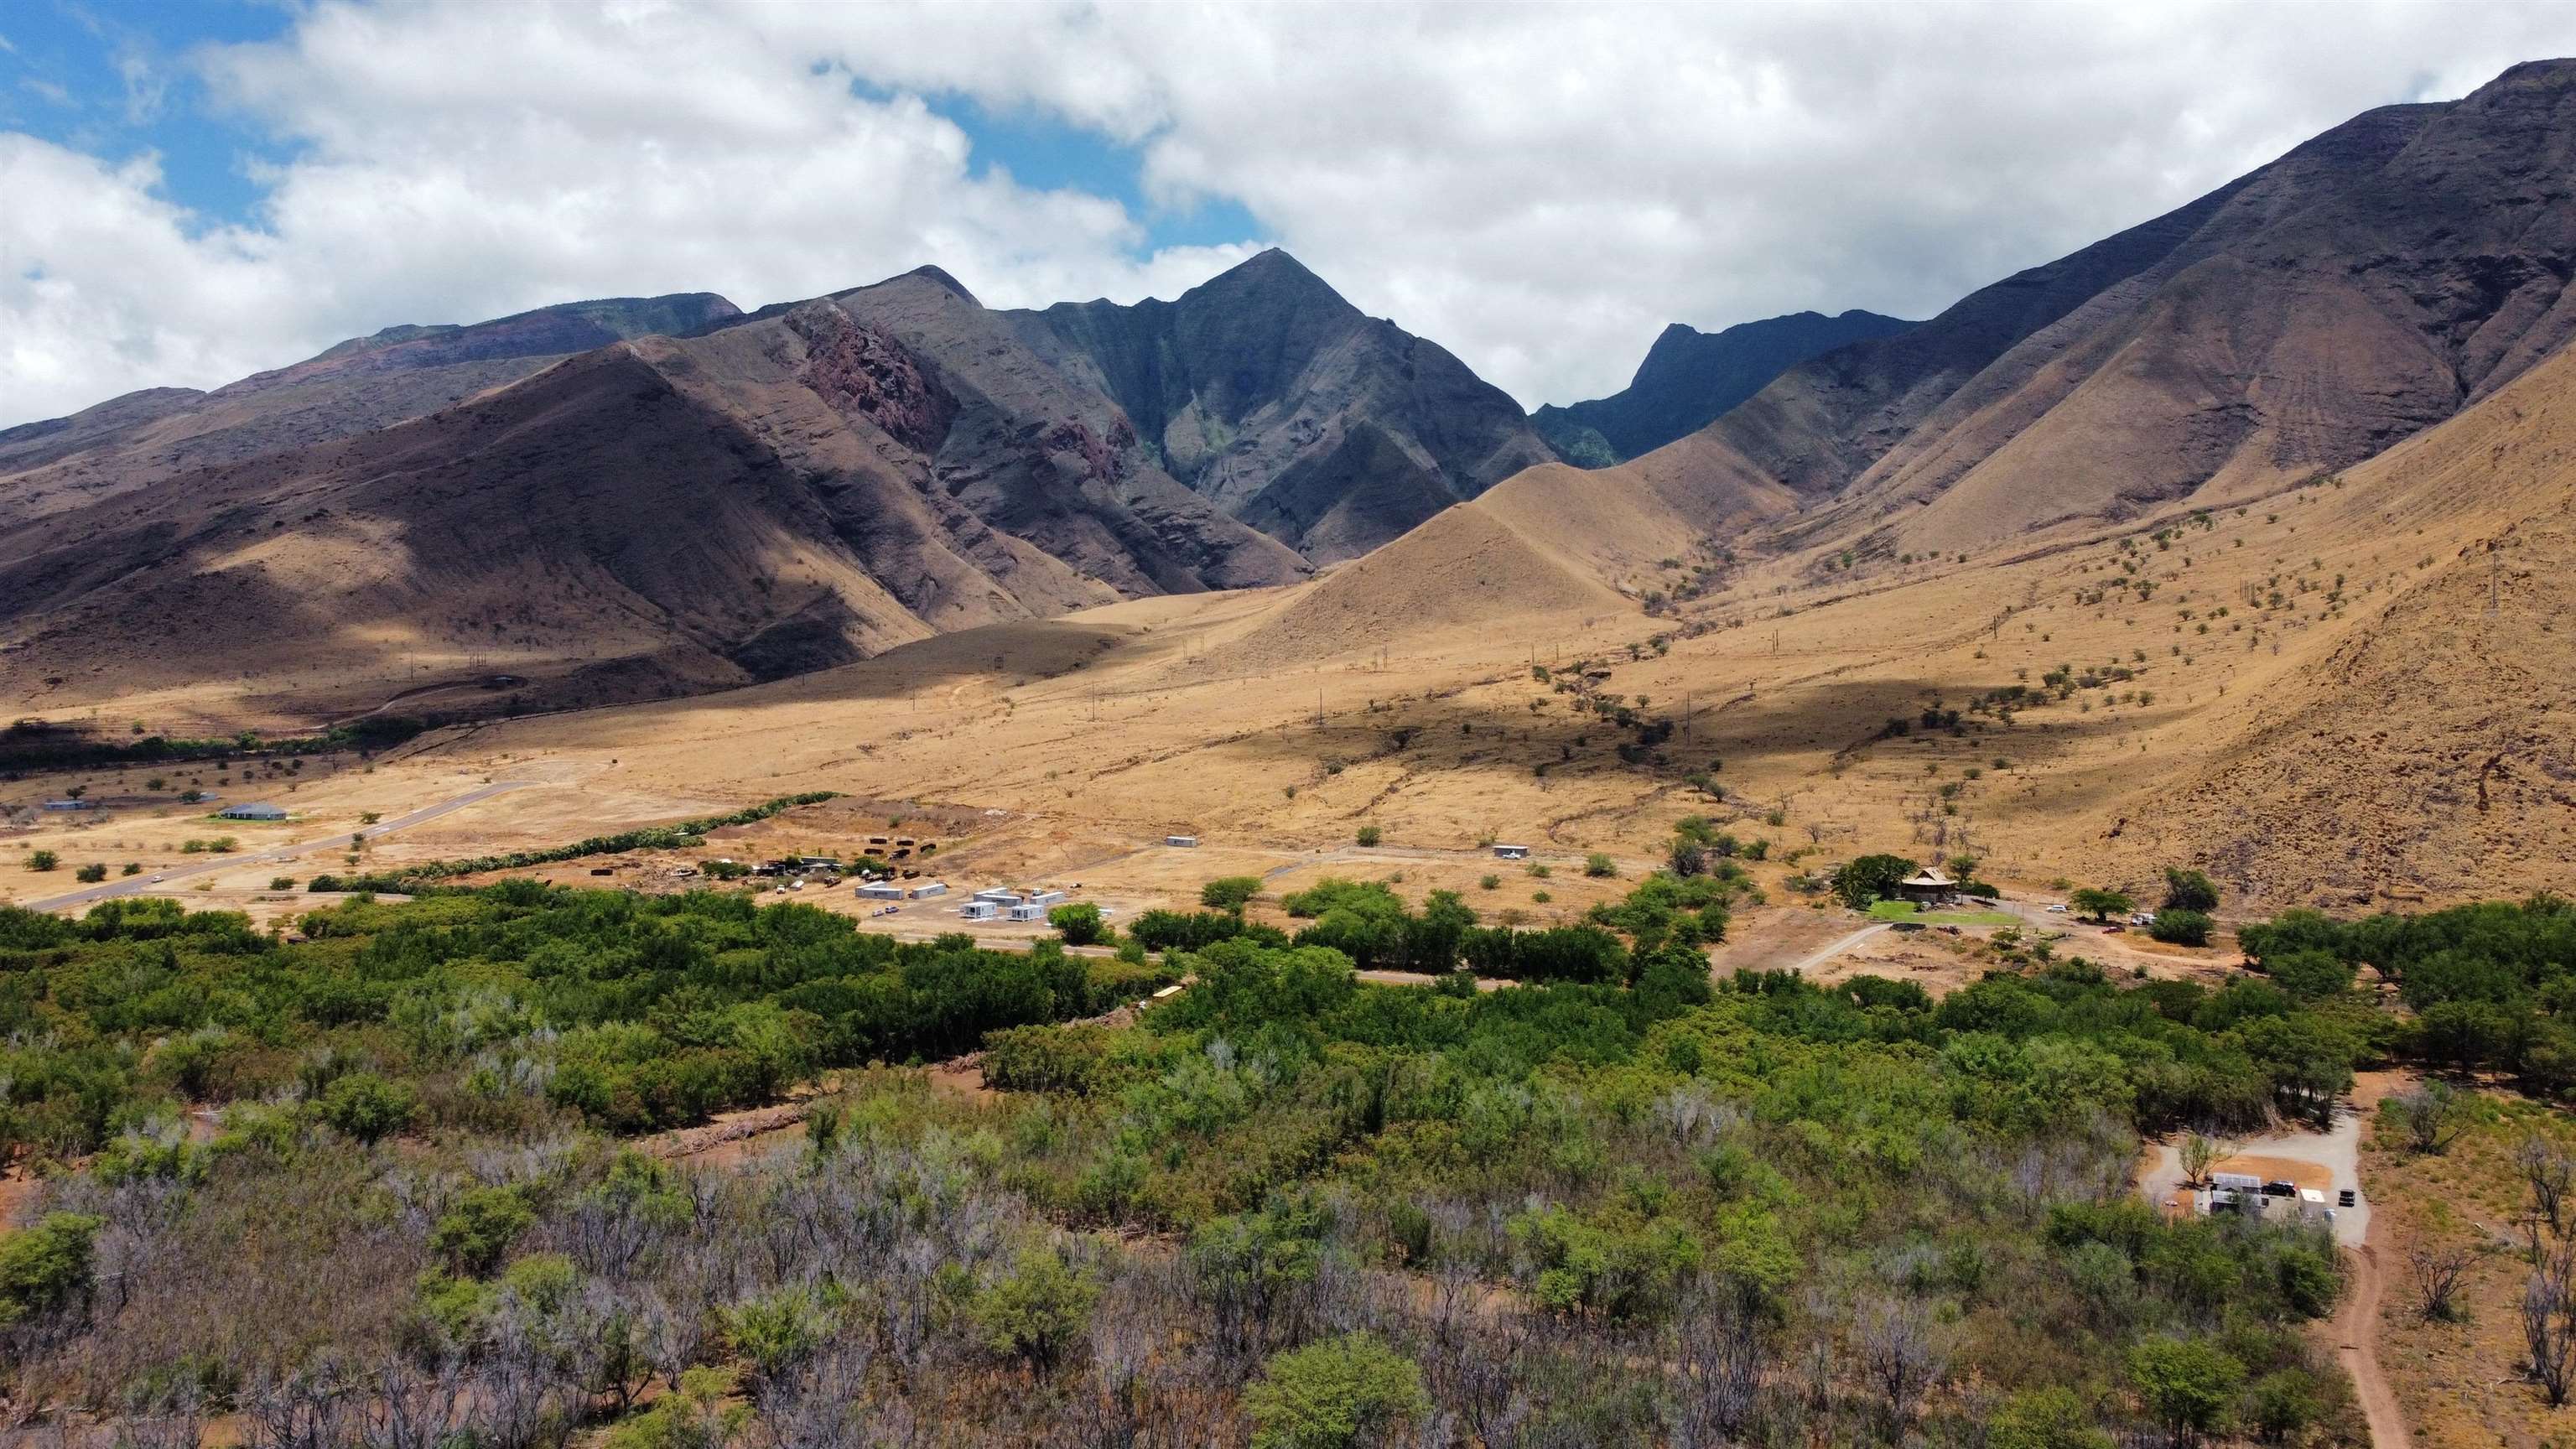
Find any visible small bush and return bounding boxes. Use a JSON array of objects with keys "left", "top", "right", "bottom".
[
  {"left": 1354, "top": 826, "right": 1382, "bottom": 847},
  {"left": 1583, "top": 853, "right": 1616, "bottom": 878},
  {"left": 73, "top": 863, "right": 107, "bottom": 883},
  {"left": 1200, "top": 876, "right": 1262, "bottom": 911},
  {"left": 26, "top": 849, "right": 60, "bottom": 872}
]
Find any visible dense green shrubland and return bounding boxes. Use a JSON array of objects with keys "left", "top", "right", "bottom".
[
  {"left": 0, "top": 882, "right": 1171, "bottom": 1158},
  {"left": 15, "top": 873, "right": 2557, "bottom": 1446}
]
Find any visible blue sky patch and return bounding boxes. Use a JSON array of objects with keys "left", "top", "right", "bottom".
[
  {"left": 0, "top": 2, "right": 1262, "bottom": 262},
  {"left": 0, "top": 0, "right": 295, "bottom": 226}
]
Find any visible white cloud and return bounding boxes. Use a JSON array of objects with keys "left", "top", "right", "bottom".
[{"left": 4, "top": 0, "right": 2574, "bottom": 428}]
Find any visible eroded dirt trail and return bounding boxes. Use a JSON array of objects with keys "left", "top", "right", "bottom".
[{"left": 2339, "top": 1221, "right": 2409, "bottom": 1447}]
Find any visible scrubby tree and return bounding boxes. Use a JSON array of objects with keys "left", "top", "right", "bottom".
[
  {"left": 2393, "top": 1080, "right": 2467, "bottom": 1155},
  {"left": 1244, "top": 1332, "right": 1430, "bottom": 1449},
  {"left": 2178, "top": 1132, "right": 2230, "bottom": 1187},
  {"left": 2409, "top": 1241, "right": 2473, "bottom": 1322},
  {"left": 971, "top": 1244, "right": 1098, "bottom": 1374},
  {"left": 1353, "top": 825, "right": 1381, "bottom": 847},
  {"left": 26, "top": 849, "right": 59, "bottom": 872},
  {"left": 1584, "top": 852, "right": 1618, "bottom": 878},
  {"left": 318, "top": 1071, "right": 418, "bottom": 1145},
  {"left": 1201, "top": 876, "right": 1262, "bottom": 911}
]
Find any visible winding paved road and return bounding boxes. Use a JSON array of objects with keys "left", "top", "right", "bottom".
[{"left": 19, "top": 780, "right": 539, "bottom": 913}]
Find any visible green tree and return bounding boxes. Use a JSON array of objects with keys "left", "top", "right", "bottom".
[
  {"left": 2148, "top": 910, "right": 2213, "bottom": 946},
  {"left": 1202, "top": 876, "right": 1262, "bottom": 911},
  {"left": 73, "top": 863, "right": 106, "bottom": 883},
  {"left": 2127, "top": 1334, "right": 2244, "bottom": 1443},
  {"left": 1048, "top": 902, "right": 1107, "bottom": 946},
  {"left": 972, "top": 1244, "right": 1099, "bottom": 1374},
  {"left": 1354, "top": 825, "right": 1382, "bottom": 847},
  {"left": 605, "top": 1366, "right": 744, "bottom": 1449},
  {"left": 318, "top": 1072, "right": 418, "bottom": 1145},
  {"left": 1584, "top": 853, "right": 1618, "bottom": 878},
  {"left": 1988, "top": 1386, "right": 2113, "bottom": 1449},
  {"left": 0, "top": 1213, "right": 103, "bottom": 1325},
  {"left": 2162, "top": 867, "right": 2221, "bottom": 912},
  {"left": 430, "top": 1186, "right": 536, "bottom": 1277},
  {"left": 1832, "top": 854, "right": 1917, "bottom": 909},
  {"left": 26, "top": 849, "right": 59, "bottom": 872},
  {"left": 2070, "top": 887, "right": 2135, "bottom": 922},
  {"left": 1244, "top": 1332, "right": 1431, "bottom": 1449}
]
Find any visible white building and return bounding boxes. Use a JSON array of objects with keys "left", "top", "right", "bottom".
[
  {"left": 217, "top": 802, "right": 288, "bottom": 821},
  {"left": 856, "top": 883, "right": 906, "bottom": 901},
  {"left": 958, "top": 901, "right": 999, "bottom": 921},
  {"left": 1165, "top": 834, "right": 1198, "bottom": 848}
]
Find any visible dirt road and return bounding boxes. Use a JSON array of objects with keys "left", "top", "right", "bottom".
[
  {"left": 2137, "top": 1108, "right": 2406, "bottom": 1445},
  {"left": 1779, "top": 922, "right": 1893, "bottom": 976},
  {"left": 2339, "top": 1214, "right": 2408, "bottom": 1448},
  {"left": 20, "top": 779, "right": 540, "bottom": 912}
]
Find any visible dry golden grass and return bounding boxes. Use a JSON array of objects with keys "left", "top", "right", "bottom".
[{"left": 2361, "top": 1089, "right": 2576, "bottom": 1449}]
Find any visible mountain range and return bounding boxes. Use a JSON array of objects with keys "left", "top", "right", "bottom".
[{"left": 6, "top": 57, "right": 2575, "bottom": 791}]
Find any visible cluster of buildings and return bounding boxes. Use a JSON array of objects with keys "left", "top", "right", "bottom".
[{"left": 956, "top": 886, "right": 1067, "bottom": 922}]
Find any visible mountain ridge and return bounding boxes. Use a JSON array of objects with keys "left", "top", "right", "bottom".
[{"left": 1533, "top": 308, "right": 1916, "bottom": 466}]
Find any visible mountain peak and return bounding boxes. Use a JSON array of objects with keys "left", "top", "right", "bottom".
[
  {"left": 901, "top": 265, "right": 981, "bottom": 305},
  {"left": 1187, "top": 247, "right": 1350, "bottom": 309}
]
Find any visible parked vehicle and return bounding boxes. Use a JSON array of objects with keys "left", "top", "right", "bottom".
[{"left": 2046, "top": 903, "right": 2069, "bottom": 913}]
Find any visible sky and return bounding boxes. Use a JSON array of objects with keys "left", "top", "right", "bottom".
[{"left": 3, "top": 2, "right": 2574, "bottom": 430}]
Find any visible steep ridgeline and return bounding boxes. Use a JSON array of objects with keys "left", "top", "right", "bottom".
[
  {"left": 0, "top": 293, "right": 743, "bottom": 528},
  {"left": 1705, "top": 58, "right": 2576, "bottom": 559},
  {"left": 0, "top": 271, "right": 1303, "bottom": 721},
  {"left": 1006, "top": 249, "right": 1557, "bottom": 561},
  {"left": 1532, "top": 309, "right": 1914, "bottom": 466}
]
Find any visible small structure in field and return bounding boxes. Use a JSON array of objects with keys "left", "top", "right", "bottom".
[
  {"left": 908, "top": 881, "right": 948, "bottom": 898},
  {"left": 958, "top": 901, "right": 999, "bottom": 921},
  {"left": 1895, "top": 867, "right": 1957, "bottom": 906},
  {"left": 973, "top": 887, "right": 1025, "bottom": 906},
  {"left": 43, "top": 798, "right": 96, "bottom": 812},
  {"left": 1005, "top": 902, "right": 1047, "bottom": 922},
  {"left": 217, "top": 802, "right": 288, "bottom": 821},
  {"left": 1493, "top": 844, "right": 1530, "bottom": 860},
  {"left": 857, "top": 882, "right": 906, "bottom": 901},
  {"left": 1166, "top": 834, "right": 1198, "bottom": 848},
  {"left": 1026, "top": 888, "right": 1067, "bottom": 907}
]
